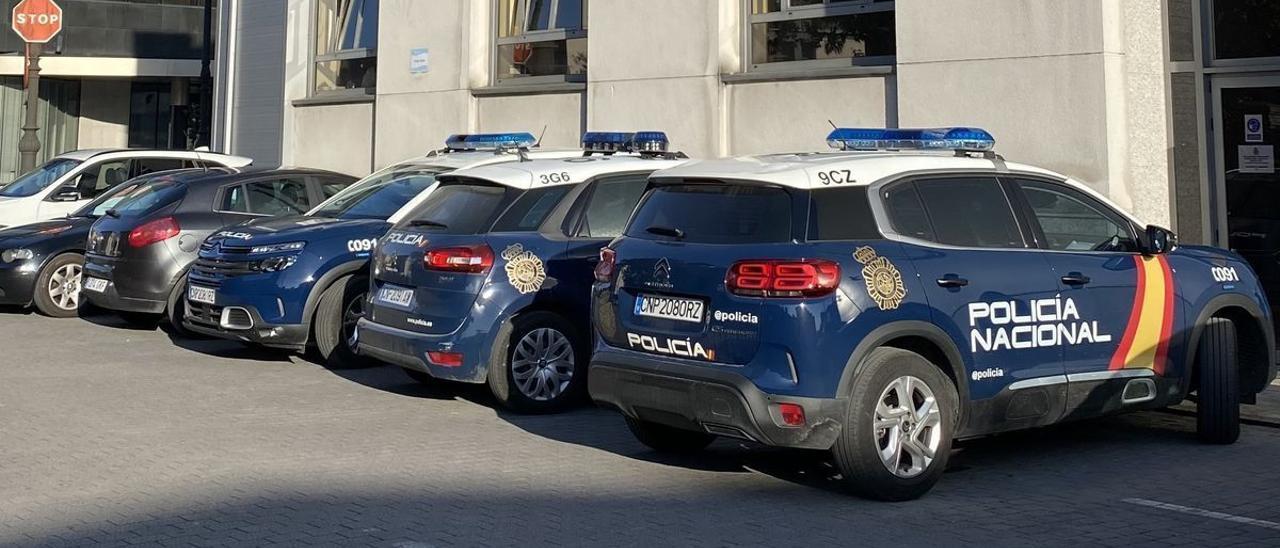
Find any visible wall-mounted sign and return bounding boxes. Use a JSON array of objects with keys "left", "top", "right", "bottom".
[
  {"left": 1245, "top": 114, "right": 1264, "bottom": 143},
  {"left": 1240, "top": 145, "right": 1274, "bottom": 174},
  {"left": 410, "top": 48, "right": 429, "bottom": 75}
]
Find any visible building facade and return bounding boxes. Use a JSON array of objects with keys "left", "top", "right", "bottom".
[
  {"left": 219, "top": 0, "right": 1279, "bottom": 292},
  {"left": 0, "top": 0, "right": 212, "bottom": 183}
]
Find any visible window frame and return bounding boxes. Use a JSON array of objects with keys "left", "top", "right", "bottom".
[
  {"left": 742, "top": 0, "right": 896, "bottom": 74},
  {"left": 310, "top": 0, "right": 380, "bottom": 98},
  {"left": 1004, "top": 176, "right": 1141, "bottom": 255},
  {"left": 873, "top": 173, "right": 1031, "bottom": 251},
  {"left": 491, "top": 0, "right": 588, "bottom": 86}
]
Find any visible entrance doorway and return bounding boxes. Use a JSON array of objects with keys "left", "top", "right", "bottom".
[{"left": 1214, "top": 76, "right": 1280, "bottom": 308}]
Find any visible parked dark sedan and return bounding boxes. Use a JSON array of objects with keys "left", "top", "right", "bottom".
[
  {"left": 81, "top": 167, "right": 358, "bottom": 329},
  {"left": 0, "top": 169, "right": 213, "bottom": 317}
]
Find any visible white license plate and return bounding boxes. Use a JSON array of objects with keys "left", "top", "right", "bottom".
[
  {"left": 634, "top": 294, "right": 705, "bottom": 323},
  {"left": 377, "top": 286, "right": 415, "bottom": 307},
  {"left": 83, "top": 277, "right": 108, "bottom": 293},
  {"left": 188, "top": 285, "right": 216, "bottom": 305}
]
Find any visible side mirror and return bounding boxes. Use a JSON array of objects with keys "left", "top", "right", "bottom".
[
  {"left": 51, "top": 187, "right": 82, "bottom": 202},
  {"left": 1140, "top": 225, "right": 1176, "bottom": 255}
]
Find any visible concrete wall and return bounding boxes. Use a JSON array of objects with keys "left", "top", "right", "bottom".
[{"left": 77, "top": 79, "right": 129, "bottom": 149}]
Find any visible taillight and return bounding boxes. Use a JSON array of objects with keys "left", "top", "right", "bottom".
[
  {"left": 424, "top": 245, "right": 494, "bottom": 273},
  {"left": 594, "top": 247, "right": 617, "bottom": 283},
  {"left": 726, "top": 259, "right": 840, "bottom": 298},
  {"left": 127, "top": 217, "right": 180, "bottom": 248},
  {"left": 426, "top": 351, "right": 464, "bottom": 367}
]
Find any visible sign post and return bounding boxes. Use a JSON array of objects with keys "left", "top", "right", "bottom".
[{"left": 10, "top": 0, "right": 64, "bottom": 172}]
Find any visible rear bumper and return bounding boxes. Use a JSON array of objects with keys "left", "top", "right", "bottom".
[
  {"left": 354, "top": 318, "right": 489, "bottom": 383},
  {"left": 588, "top": 344, "right": 846, "bottom": 450},
  {"left": 80, "top": 279, "right": 166, "bottom": 313},
  {"left": 81, "top": 254, "right": 177, "bottom": 314},
  {"left": 183, "top": 301, "right": 309, "bottom": 350}
]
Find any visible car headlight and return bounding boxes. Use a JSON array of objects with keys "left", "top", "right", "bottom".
[
  {"left": 256, "top": 255, "right": 298, "bottom": 272},
  {"left": 250, "top": 241, "right": 306, "bottom": 254},
  {"left": 1, "top": 249, "right": 34, "bottom": 263}
]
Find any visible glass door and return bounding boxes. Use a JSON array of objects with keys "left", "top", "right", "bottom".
[{"left": 1212, "top": 75, "right": 1280, "bottom": 309}]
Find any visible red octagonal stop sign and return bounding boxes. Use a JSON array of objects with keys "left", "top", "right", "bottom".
[{"left": 11, "top": 0, "right": 63, "bottom": 44}]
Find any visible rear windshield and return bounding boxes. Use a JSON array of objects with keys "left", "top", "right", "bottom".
[
  {"left": 110, "top": 180, "right": 186, "bottom": 217},
  {"left": 310, "top": 167, "right": 444, "bottom": 220},
  {"left": 626, "top": 182, "right": 794, "bottom": 244},
  {"left": 394, "top": 180, "right": 523, "bottom": 235},
  {"left": 491, "top": 186, "right": 573, "bottom": 232}
]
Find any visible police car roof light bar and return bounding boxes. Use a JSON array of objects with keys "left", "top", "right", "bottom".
[
  {"left": 444, "top": 132, "right": 538, "bottom": 152},
  {"left": 826, "top": 127, "right": 996, "bottom": 153},
  {"left": 581, "top": 132, "right": 635, "bottom": 154},
  {"left": 631, "top": 131, "right": 670, "bottom": 154}
]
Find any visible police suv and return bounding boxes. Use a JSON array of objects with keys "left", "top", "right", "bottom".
[
  {"left": 182, "top": 133, "right": 580, "bottom": 365},
  {"left": 356, "top": 131, "right": 688, "bottom": 412},
  {"left": 587, "top": 128, "right": 1277, "bottom": 501}
]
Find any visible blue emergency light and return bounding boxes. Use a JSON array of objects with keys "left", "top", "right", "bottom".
[
  {"left": 444, "top": 132, "right": 537, "bottom": 151},
  {"left": 826, "top": 127, "right": 996, "bottom": 152},
  {"left": 581, "top": 131, "right": 671, "bottom": 154}
]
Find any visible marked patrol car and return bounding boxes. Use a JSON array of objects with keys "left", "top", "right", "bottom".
[
  {"left": 181, "top": 133, "right": 581, "bottom": 365},
  {"left": 356, "top": 131, "right": 689, "bottom": 412},
  {"left": 587, "top": 127, "right": 1277, "bottom": 501}
]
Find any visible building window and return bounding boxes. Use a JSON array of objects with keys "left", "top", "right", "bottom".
[
  {"left": 314, "top": 0, "right": 379, "bottom": 95},
  {"left": 494, "top": 0, "right": 588, "bottom": 84},
  {"left": 746, "top": 0, "right": 895, "bottom": 72},
  {"left": 1211, "top": 0, "right": 1280, "bottom": 61}
]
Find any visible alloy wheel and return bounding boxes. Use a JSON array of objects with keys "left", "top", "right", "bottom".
[
  {"left": 510, "top": 327, "right": 574, "bottom": 401},
  {"left": 873, "top": 375, "right": 942, "bottom": 479},
  {"left": 343, "top": 292, "right": 366, "bottom": 348},
  {"left": 48, "top": 263, "right": 83, "bottom": 311}
]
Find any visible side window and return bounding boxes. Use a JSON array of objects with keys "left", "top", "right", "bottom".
[
  {"left": 135, "top": 158, "right": 186, "bottom": 176},
  {"left": 882, "top": 182, "right": 934, "bottom": 241},
  {"left": 243, "top": 178, "right": 312, "bottom": 216},
  {"left": 808, "top": 187, "right": 881, "bottom": 240},
  {"left": 575, "top": 175, "right": 649, "bottom": 239},
  {"left": 221, "top": 184, "right": 250, "bottom": 213},
  {"left": 491, "top": 185, "right": 574, "bottom": 232},
  {"left": 1016, "top": 179, "right": 1137, "bottom": 253},
  {"left": 914, "top": 177, "right": 1025, "bottom": 249},
  {"left": 320, "top": 178, "right": 352, "bottom": 198},
  {"left": 74, "top": 159, "right": 133, "bottom": 199}
]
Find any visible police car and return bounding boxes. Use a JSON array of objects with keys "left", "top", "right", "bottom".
[
  {"left": 356, "top": 131, "right": 689, "bottom": 412},
  {"left": 587, "top": 127, "right": 1277, "bottom": 501},
  {"left": 182, "top": 133, "right": 581, "bottom": 365}
]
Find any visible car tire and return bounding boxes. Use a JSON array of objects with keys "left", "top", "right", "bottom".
[
  {"left": 1196, "top": 317, "right": 1240, "bottom": 445},
  {"left": 314, "top": 274, "right": 369, "bottom": 368},
  {"left": 488, "top": 311, "right": 585, "bottom": 414},
  {"left": 33, "top": 253, "right": 85, "bottom": 318},
  {"left": 832, "top": 347, "right": 957, "bottom": 502},
  {"left": 625, "top": 416, "right": 715, "bottom": 454},
  {"left": 401, "top": 367, "right": 435, "bottom": 385},
  {"left": 165, "top": 272, "right": 196, "bottom": 337}
]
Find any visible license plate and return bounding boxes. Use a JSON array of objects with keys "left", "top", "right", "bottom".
[
  {"left": 83, "top": 277, "right": 108, "bottom": 293},
  {"left": 377, "top": 285, "right": 415, "bottom": 307},
  {"left": 634, "top": 294, "right": 704, "bottom": 323},
  {"left": 188, "top": 285, "right": 216, "bottom": 305}
]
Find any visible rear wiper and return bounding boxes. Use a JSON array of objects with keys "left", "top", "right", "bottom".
[
  {"left": 104, "top": 209, "right": 121, "bottom": 218},
  {"left": 645, "top": 225, "right": 685, "bottom": 240},
  {"left": 408, "top": 219, "right": 448, "bottom": 228}
]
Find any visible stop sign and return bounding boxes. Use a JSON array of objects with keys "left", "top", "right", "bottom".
[{"left": 11, "top": 0, "right": 63, "bottom": 44}]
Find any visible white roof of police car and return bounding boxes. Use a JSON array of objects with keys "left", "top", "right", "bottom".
[
  {"left": 652, "top": 150, "right": 1143, "bottom": 224},
  {"left": 54, "top": 148, "right": 252, "bottom": 165},
  {"left": 388, "top": 148, "right": 583, "bottom": 172},
  {"left": 447, "top": 154, "right": 689, "bottom": 189}
]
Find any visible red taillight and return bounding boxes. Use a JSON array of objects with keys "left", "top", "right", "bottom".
[
  {"left": 726, "top": 259, "right": 840, "bottom": 298},
  {"left": 426, "top": 351, "right": 464, "bottom": 367},
  {"left": 594, "top": 247, "right": 617, "bottom": 283},
  {"left": 424, "top": 245, "right": 494, "bottom": 273},
  {"left": 776, "top": 403, "right": 806, "bottom": 427},
  {"left": 127, "top": 217, "right": 180, "bottom": 248}
]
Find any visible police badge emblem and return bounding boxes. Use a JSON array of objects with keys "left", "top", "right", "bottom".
[
  {"left": 854, "top": 246, "right": 906, "bottom": 310},
  {"left": 502, "top": 243, "right": 547, "bottom": 294}
]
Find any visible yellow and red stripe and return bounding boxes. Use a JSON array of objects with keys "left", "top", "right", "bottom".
[{"left": 1108, "top": 255, "right": 1175, "bottom": 374}]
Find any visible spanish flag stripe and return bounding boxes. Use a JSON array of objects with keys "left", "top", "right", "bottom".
[
  {"left": 1109, "top": 256, "right": 1147, "bottom": 370},
  {"left": 1152, "top": 255, "right": 1175, "bottom": 375}
]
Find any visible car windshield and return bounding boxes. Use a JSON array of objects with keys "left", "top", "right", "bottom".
[
  {"left": 310, "top": 167, "right": 445, "bottom": 220},
  {"left": 394, "top": 179, "right": 523, "bottom": 235},
  {"left": 0, "top": 158, "right": 82, "bottom": 198}
]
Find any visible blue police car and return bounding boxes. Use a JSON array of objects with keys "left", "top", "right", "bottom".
[
  {"left": 182, "top": 133, "right": 581, "bottom": 365},
  {"left": 356, "top": 131, "right": 689, "bottom": 412},
  {"left": 587, "top": 128, "right": 1278, "bottom": 500}
]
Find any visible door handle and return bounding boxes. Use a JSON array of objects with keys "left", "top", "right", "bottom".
[
  {"left": 936, "top": 275, "right": 969, "bottom": 288},
  {"left": 1060, "top": 273, "right": 1091, "bottom": 286}
]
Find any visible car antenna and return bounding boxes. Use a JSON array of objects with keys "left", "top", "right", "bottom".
[
  {"left": 534, "top": 125, "right": 548, "bottom": 148},
  {"left": 827, "top": 119, "right": 838, "bottom": 130}
]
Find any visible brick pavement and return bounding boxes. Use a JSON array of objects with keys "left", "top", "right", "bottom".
[{"left": 0, "top": 309, "right": 1278, "bottom": 547}]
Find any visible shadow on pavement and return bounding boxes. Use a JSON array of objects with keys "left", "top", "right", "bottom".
[{"left": 0, "top": 304, "right": 33, "bottom": 316}]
